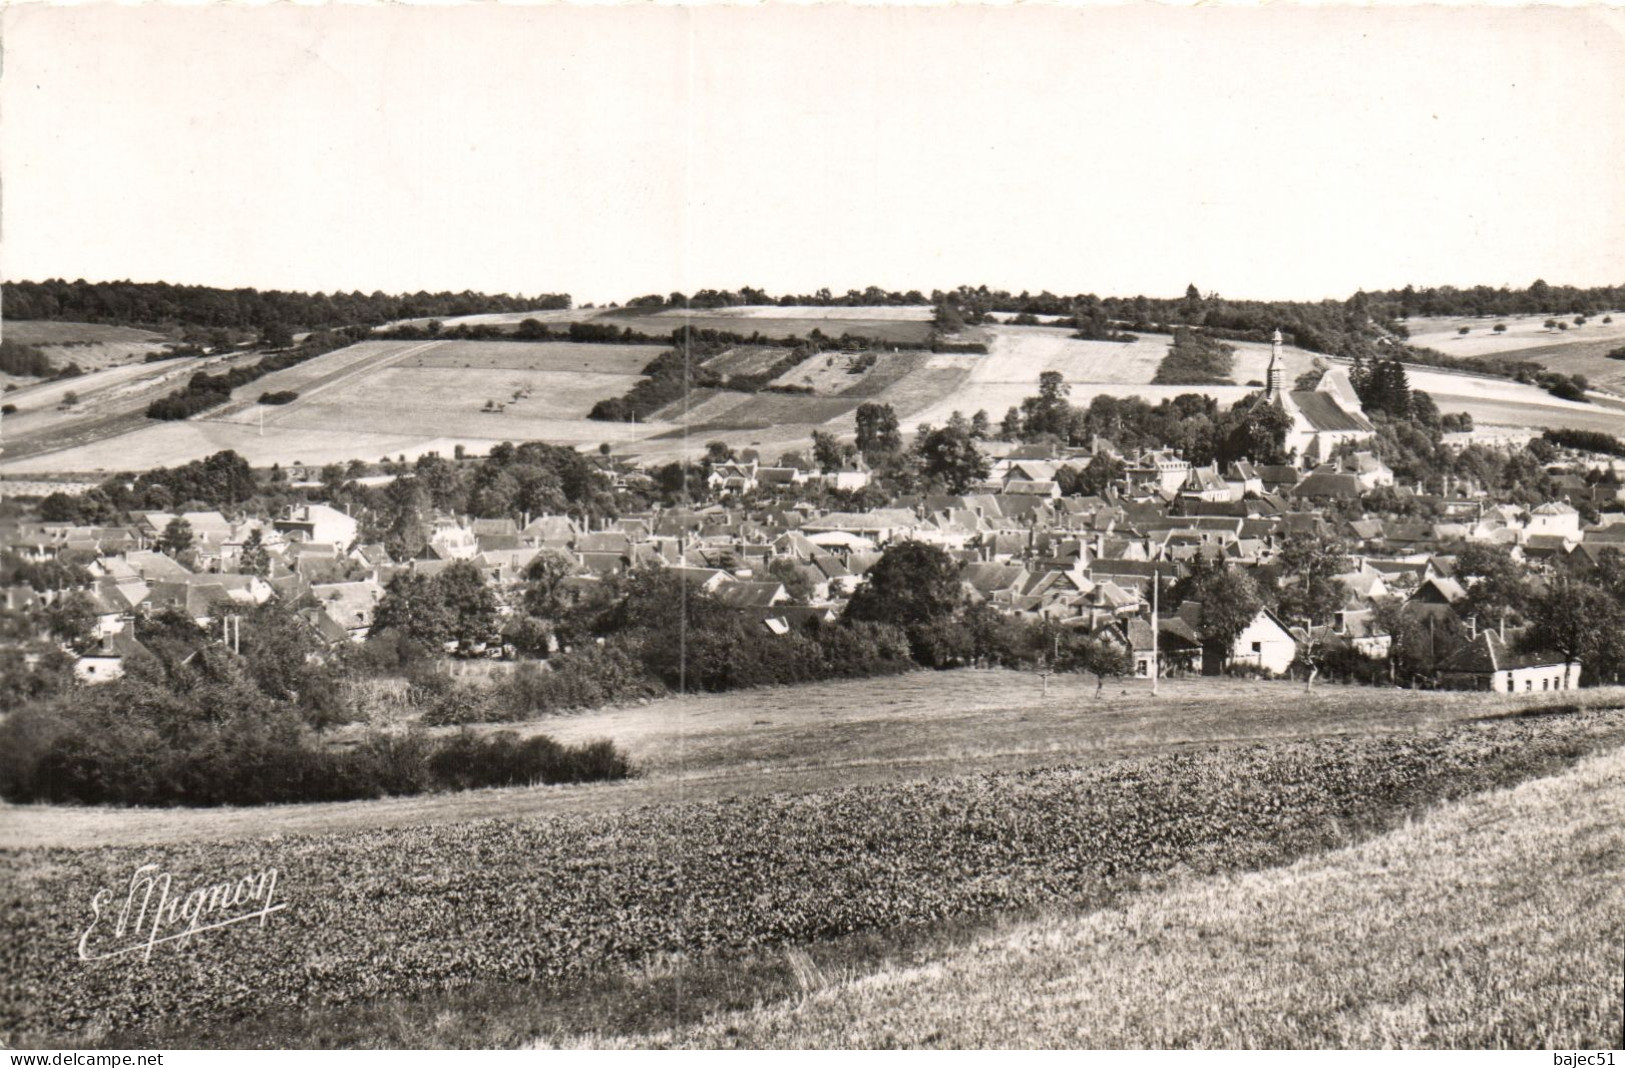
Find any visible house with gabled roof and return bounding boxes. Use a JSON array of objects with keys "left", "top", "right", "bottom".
[
  {"left": 74, "top": 627, "right": 148, "bottom": 685},
  {"left": 1437, "top": 629, "right": 1576, "bottom": 692}
]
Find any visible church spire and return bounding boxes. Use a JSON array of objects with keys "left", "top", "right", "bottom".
[{"left": 1266, "top": 328, "right": 1284, "bottom": 399}]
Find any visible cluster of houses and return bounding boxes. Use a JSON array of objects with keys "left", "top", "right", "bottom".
[{"left": 9, "top": 424, "right": 1622, "bottom": 695}]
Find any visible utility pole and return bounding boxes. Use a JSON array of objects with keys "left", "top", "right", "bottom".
[{"left": 1151, "top": 568, "right": 1159, "bottom": 696}]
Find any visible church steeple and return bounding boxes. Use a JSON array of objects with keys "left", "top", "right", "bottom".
[{"left": 1266, "top": 328, "right": 1284, "bottom": 399}]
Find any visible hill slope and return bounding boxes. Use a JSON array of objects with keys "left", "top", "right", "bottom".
[{"left": 595, "top": 740, "right": 1625, "bottom": 1049}]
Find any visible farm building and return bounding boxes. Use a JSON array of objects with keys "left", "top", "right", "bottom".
[{"left": 1436, "top": 630, "right": 1577, "bottom": 693}]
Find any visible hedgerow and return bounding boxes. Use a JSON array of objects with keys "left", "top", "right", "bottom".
[{"left": 4, "top": 712, "right": 1622, "bottom": 1043}]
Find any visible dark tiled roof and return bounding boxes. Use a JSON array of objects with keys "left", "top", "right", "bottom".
[{"left": 1288, "top": 391, "right": 1376, "bottom": 433}]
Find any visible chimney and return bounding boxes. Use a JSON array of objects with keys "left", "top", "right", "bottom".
[
  {"left": 1499, "top": 613, "right": 1506, "bottom": 641},
  {"left": 1467, "top": 615, "right": 1477, "bottom": 640}
]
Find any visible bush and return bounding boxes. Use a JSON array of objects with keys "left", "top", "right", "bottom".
[
  {"left": 0, "top": 675, "right": 632, "bottom": 806},
  {"left": 1153, "top": 328, "right": 1235, "bottom": 386},
  {"left": 426, "top": 731, "right": 633, "bottom": 790},
  {"left": 420, "top": 683, "right": 497, "bottom": 726},
  {"left": 492, "top": 642, "right": 664, "bottom": 718},
  {"left": 258, "top": 390, "right": 299, "bottom": 405}
]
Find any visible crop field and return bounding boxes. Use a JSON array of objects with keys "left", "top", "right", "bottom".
[
  {"left": 10, "top": 672, "right": 1621, "bottom": 852},
  {"left": 255, "top": 367, "right": 644, "bottom": 438},
  {"left": 695, "top": 393, "right": 862, "bottom": 431},
  {"left": 1471, "top": 337, "right": 1625, "bottom": 395},
  {"left": 0, "top": 353, "right": 261, "bottom": 468},
  {"left": 13, "top": 308, "right": 1624, "bottom": 478},
  {"left": 404, "top": 341, "right": 655, "bottom": 376},
  {"left": 701, "top": 345, "right": 791, "bottom": 377},
  {"left": 384, "top": 308, "right": 589, "bottom": 332},
  {"left": 1, "top": 321, "right": 176, "bottom": 384},
  {"left": 592, "top": 311, "right": 934, "bottom": 345},
  {"left": 2, "top": 321, "right": 166, "bottom": 346},
  {"left": 5, "top": 711, "right": 1623, "bottom": 1047},
  {"left": 664, "top": 306, "right": 934, "bottom": 322},
  {"left": 198, "top": 339, "right": 661, "bottom": 458},
  {"left": 645, "top": 388, "right": 751, "bottom": 425},
  {"left": 771, "top": 351, "right": 878, "bottom": 394},
  {"left": 615, "top": 741, "right": 1625, "bottom": 1049}
]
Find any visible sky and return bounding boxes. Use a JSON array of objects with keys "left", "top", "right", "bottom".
[{"left": 2, "top": 4, "right": 1622, "bottom": 306}]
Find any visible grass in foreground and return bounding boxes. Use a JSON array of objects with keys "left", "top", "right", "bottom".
[
  {"left": 587, "top": 742, "right": 1625, "bottom": 1049},
  {"left": 14, "top": 709, "right": 1621, "bottom": 1048}
]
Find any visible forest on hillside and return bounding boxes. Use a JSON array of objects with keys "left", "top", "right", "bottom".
[{"left": 1, "top": 280, "right": 571, "bottom": 335}]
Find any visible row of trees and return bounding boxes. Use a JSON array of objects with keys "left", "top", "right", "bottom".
[
  {"left": 611, "top": 280, "right": 1624, "bottom": 327},
  {"left": 3, "top": 280, "right": 570, "bottom": 334}
]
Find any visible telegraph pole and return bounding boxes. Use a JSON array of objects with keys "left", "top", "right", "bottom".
[{"left": 1150, "top": 568, "right": 1160, "bottom": 696}]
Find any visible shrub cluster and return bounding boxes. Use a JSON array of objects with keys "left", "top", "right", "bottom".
[
  {"left": 0, "top": 652, "right": 632, "bottom": 806},
  {"left": 1152, "top": 328, "right": 1236, "bottom": 385},
  {"left": 0, "top": 339, "right": 53, "bottom": 377},
  {"left": 257, "top": 390, "right": 298, "bottom": 405}
]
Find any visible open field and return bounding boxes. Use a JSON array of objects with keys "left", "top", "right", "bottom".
[
  {"left": 1, "top": 321, "right": 176, "bottom": 387},
  {"left": 383, "top": 308, "right": 589, "bottom": 331},
  {"left": 2, "top": 321, "right": 168, "bottom": 346},
  {"left": 607, "top": 740, "right": 1625, "bottom": 1049},
  {"left": 772, "top": 350, "right": 880, "bottom": 394},
  {"left": 0, "top": 339, "right": 668, "bottom": 474},
  {"left": 693, "top": 394, "right": 862, "bottom": 431},
  {"left": 594, "top": 311, "right": 934, "bottom": 345},
  {"left": 7, "top": 707, "right": 1623, "bottom": 1048},
  {"left": 0, "top": 352, "right": 258, "bottom": 464},
  {"left": 11, "top": 307, "right": 1625, "bottom": 476},
  {"left": 1402, "top": 314, "right": 1625, "bottom": 396},
  {"left": 702, "top": 345, "right": 790, "bottom": 377},
  {"left": 1404, "top": 313, "right": 1625, "bottom": 359},
  {"left": 386, "top": 306, "right": 936, "bottom": 345},
  {"left": 406, "top": 341, "right": 655, "bottom": 375},
  {"left": 1476, "top": 337, "right": 1625, "bottom": 395},
  {"left": 7, "top": 671, "right": 1622, "bottom": 851},
  {"left": 208, "top": 340, "right": 652, "bottom": 443},
  {"left": 660, "top": 305, "right": 934, "bottom": 322}
]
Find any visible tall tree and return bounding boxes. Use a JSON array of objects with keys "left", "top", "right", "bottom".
[
  {"left": 239, "top": 528, "right": 271, "bottom": 578},
  {"left": 370, "top": 572, "right": 454, "bottom": 650},
  {"left": 918, "top": 425, "right": 990, "bottom": 494},
  {"left": 854, "top": 402, "right": 903, "bottom": 460},
  {"left": 1194, "top": 566, "right": 1264, "bottom": 670},
  {"left": 845, "top": 541, "right": 964, "bottom": 633},
  {"left": 436, "top": 561, "right": 500, "bottom": 652},
  {"left": 158, "top": 517, "right": 194, "bottom": 557},
  {"left": 1522, "top": 575, "right": 1625, "bottom": 687}
]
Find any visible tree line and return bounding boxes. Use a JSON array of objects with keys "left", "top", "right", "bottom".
[{"left": 2, "top": 279, "right": 571, "bottom": 334}]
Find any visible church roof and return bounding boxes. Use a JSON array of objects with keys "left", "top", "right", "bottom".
[{"left": 1288, "top": 391, "right": 1375, "bottom": 433}]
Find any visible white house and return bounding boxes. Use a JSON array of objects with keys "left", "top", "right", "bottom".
[
  {"left": 1526, "top": 501, "right": 1581, "bottom": 541},
  {"left": 274, "top": 503, "right": 359, "bottom": 552},
  {"left": 1437, "top": 631, "right": 1578, "bottom": 693},
  {"left": 1211, "top": 607, "right": 1298, "bottom": 676}
]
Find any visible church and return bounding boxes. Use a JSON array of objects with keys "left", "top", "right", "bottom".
[{"left": 1255, "top": 329, "right": 1376, "bottom": 467}]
